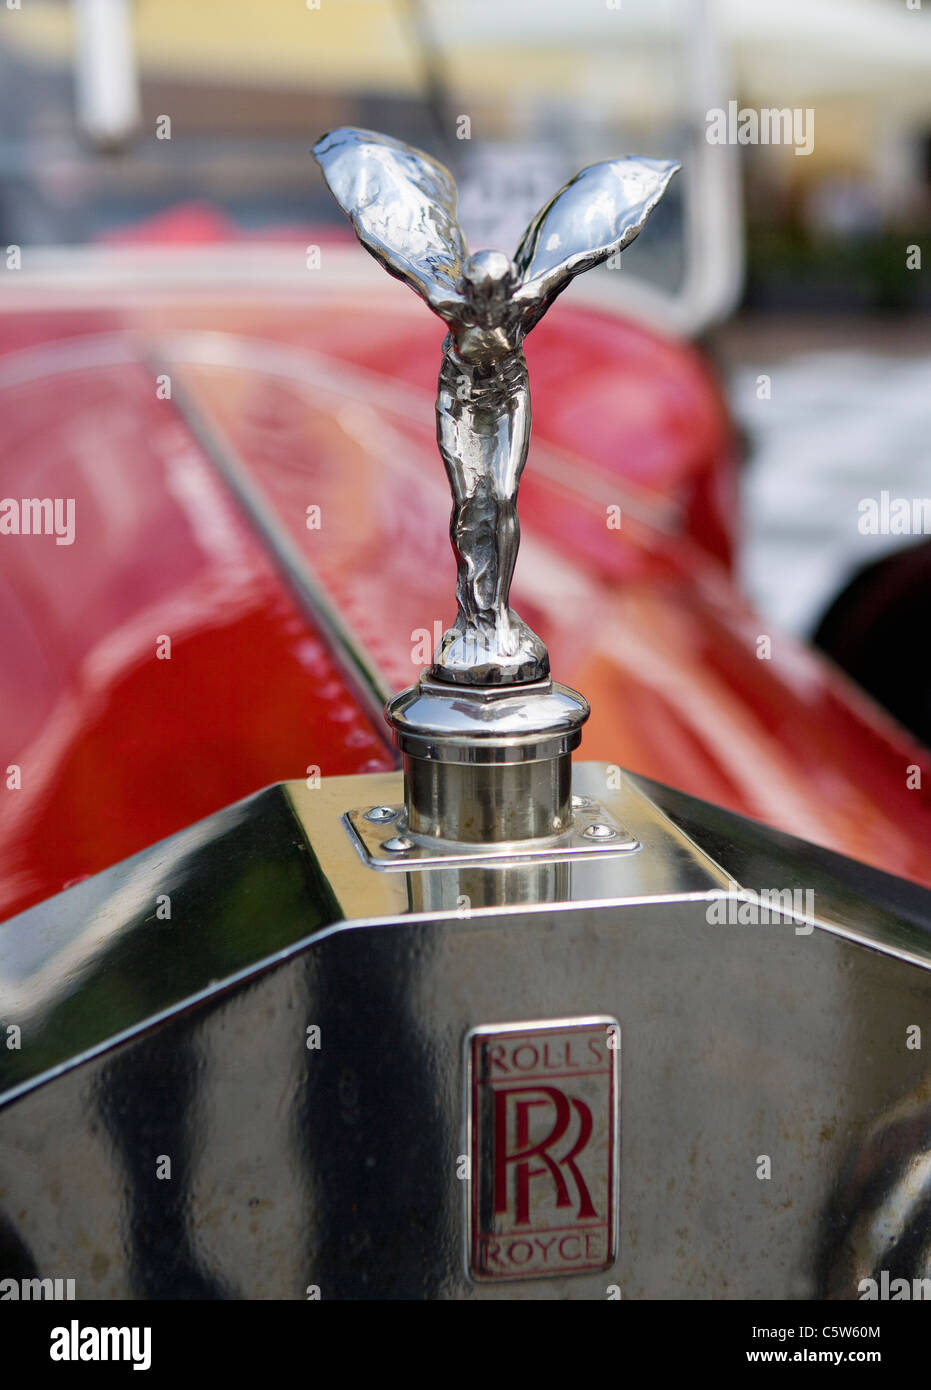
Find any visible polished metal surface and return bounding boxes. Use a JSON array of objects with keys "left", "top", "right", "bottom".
[
  {"left": 0, "top": 765, "right": 718, "bottom": 1108},
  {"left": 385, "top": 677, "right": 589, "bottom": 757},
  {"left": 385, "top": 675, "right": 589, "bottom": 844},
  {"left": 345, "top": 794, "right": 638, "bottom": 869},
  {"left": 398, "top": 750, "right": 577, "bottom": 843},
  {"left": 313, "top": 127, "right": 678, "bottom": 685},
  {"left": 0, "top": 784, "right": 342, "bottom": 1110},
  {"left": 3, "top": 766, "right": 931, "bottom": 1298}
]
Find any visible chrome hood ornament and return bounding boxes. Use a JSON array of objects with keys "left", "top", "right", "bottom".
[
  {"left": 313, "top": 128, "right": 678, "bottom": 687},
  {"left": 314, "top": 128, "right": 677, "bottom": 852}
]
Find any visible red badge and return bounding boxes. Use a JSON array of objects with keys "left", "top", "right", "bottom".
[{"left": 467, "top": 1018, "right": 619, "bottom": 1281}]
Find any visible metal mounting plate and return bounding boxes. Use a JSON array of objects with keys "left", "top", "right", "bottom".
[{"left": 343, "top": 796, "right": 640, "bottom": 870}]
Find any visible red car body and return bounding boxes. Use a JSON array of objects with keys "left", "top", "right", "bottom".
[{"left": 2, "top": 267, "right": 929, "bottom": 922}]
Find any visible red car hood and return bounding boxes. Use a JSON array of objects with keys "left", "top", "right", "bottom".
[{"left": 1, "top": 281, "right": 929, "bottom": 920}]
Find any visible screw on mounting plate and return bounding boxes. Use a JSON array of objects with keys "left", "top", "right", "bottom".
[
  {"left": 582, "top": 823, "right": 616, "bottom": 841},
  {"left": 382, "top": 835, "right": 414, "bottom": 854}
]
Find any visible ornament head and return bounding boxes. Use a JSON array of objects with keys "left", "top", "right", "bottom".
[{"left": 461, "top": 250, "right": 517, "bottom": 312}]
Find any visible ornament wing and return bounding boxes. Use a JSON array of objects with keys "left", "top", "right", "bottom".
[
  {"left": 313, "top": 127, "right": 468, "bottom": 320},
  {"left": 512, "top": 156, "right": 679, "bottom": 331}
]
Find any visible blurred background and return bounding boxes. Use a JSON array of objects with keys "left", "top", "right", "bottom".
[{"left": 1, "top": 0, "right": 929, "bottom": 743}]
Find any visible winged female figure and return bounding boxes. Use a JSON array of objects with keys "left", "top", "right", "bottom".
[{"left": 313, "top": 128, "right": 678, "bottom": 685}]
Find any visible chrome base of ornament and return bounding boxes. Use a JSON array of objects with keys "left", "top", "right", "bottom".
[
  {"left": 344, "top": 795, "right": 639, "bottom": 871},
  {"left": 430, "top": 610, "right": 550, "bottom": 687},
  {"left": 384, "top": 674, "right": 591, "bottom": 846}
]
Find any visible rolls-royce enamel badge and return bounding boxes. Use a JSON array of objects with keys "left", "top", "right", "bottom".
[{"left": 467, "top": 1018, "right": 620, "bottom": 1282}]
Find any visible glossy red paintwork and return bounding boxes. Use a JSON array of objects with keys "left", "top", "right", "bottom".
[
  {"left": 0, "top": 281, "right": 929, "bottom": 923},
  {"left": 0, "top": 330, "right": 393, "bottom": 920}
]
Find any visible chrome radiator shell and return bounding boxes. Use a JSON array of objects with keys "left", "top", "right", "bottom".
[{"left": 1, "top": 765, "right": 930, "bottom": 1299}]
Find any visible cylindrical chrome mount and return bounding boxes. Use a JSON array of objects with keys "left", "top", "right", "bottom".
[{"left": 385, "top": 675, "right": 590, "bottom": 845}]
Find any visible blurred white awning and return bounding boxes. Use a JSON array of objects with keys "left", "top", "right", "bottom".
[
  {"left": 721, "top": 0, "right": 931, "bottom": 113},
  {"left": 427, "top": 0, "right": 931, "bottom": 120}
]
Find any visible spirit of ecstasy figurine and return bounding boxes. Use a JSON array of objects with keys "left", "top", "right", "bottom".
[{"left": 314, "top": 128, "right": 678, "bottom": 685}]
